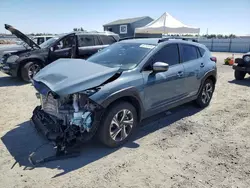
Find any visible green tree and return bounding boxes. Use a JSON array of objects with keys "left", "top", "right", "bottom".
[
  {"left": 229, "top": 34, "right": 236, "bottom": 38},
  {"left": 216, "top": 34, "right": 223, "bottom": 38}
]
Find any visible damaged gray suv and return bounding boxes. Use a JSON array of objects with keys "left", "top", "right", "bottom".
[{"left": 32, "top": 38, "right": 217, "bottom": 149}]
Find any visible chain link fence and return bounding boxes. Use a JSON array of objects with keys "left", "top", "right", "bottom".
[{"left": 199, "top": 38, "right": 250, "bottom": 53}]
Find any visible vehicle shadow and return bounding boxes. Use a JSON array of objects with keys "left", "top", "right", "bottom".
[
  {"left": 228, "top": 77, "right": 250, "bottom": 87},
  {"left": 1, "top": 103, "right": 201, "bottom": 178},
  {"left": 0, "top": 76, "right": 27, "bottom": 87}
]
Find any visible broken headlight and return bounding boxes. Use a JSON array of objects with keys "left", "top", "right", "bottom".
[{"left": 81, "top": 88, "right": 99, "bottom": 96}]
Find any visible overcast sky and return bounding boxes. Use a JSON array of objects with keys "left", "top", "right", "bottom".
[{"left": 0, "top": 0, "right": 249, "bottom": 35}]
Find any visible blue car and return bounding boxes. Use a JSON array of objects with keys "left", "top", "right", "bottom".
[{"left": 32, "top": 38, "right": 217, "bottom": 150}]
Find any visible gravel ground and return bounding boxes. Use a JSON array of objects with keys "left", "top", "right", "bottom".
[{"left": 0, "top": 52, "right": 249, "bottom": 188}]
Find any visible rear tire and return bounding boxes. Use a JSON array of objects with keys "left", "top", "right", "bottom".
[
  {"left": 196, "top": 79, "right": 214, "bottom": 108},
  {"left": 98, "top": 102, "right": 138, "bottom": 148},
  {"left": 234, "top": 70, "right": 246, "bottom": 80},
  {"left": 235, "top": 58, "right": 244, "bottom": 65},
  {"left": 21, "top": 61, "right": 41, "bottom": 82}
]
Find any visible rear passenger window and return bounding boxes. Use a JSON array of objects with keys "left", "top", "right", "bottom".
[
  {"left": 100, "top": 35, "right": 116, "bottom": 45},
  {"left": 198, "top": 47, "right": 206, "bottom": 57},
  {"left": 94, "top": 36, "right": 101, "bottom": 45},
  {"left": 180, "top": 44, "right": 198, "bottom": 62},
  {"left": 78, "top": 35, "right": 95, "bottom": 47},
  {"left": 196, "top": 48, "right": 201, "bottom": 58},
  {"left": 46, "top": 37, "right": 52, "bottom": 40}
]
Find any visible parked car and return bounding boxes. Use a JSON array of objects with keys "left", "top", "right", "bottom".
[
  {"left": 1, "top": 35, "right": 55, "bottom": 58},
  {"left": 31, "top": 35, "right": 55, "bottom": 45},
  {"left": 15, "top": 35, "right": 55, "bottom": 46},
  {"left": 31, "top": 38, "right": 217, "bottom": 150},
  {"left": 0, "top": 24, "right": 119, "bottom": 81},
  {"left": 232, "top": 52, "right": 250, "bottom": 80}
]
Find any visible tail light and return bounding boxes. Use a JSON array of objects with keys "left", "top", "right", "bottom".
[{"left": 210, "top": 57, "right": 217, "bottom": 63}]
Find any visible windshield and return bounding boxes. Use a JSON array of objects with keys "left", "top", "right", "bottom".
[
  {"left": 87, "top": 42, "right": 155, "bottom": 70},
  {"left": 39, "top": 37, "right": 58, "bottom": 48}
]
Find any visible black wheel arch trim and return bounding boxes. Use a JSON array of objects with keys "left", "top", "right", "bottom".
[
  {"left": 198, "top": 69, "right": 217, "bottom": 94},
  {"left": 17, "top": 57, "right": 46, "bottom": 75},
  {"left": 100, "top": 87, "right": 145, "bottom": 122}
]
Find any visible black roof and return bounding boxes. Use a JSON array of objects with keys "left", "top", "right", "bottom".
[{"left": 103, "top": 16, "right": 152, "bottom": 26}]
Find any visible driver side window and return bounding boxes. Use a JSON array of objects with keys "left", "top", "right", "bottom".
[
  {"left": 55, "top": 36, "right": 74, "bottom": 50},
  {"left": 144, "top": 44, "right": 180, "bottom": 70}
]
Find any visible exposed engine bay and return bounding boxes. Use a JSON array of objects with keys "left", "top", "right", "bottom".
[
  {"left": 28, "top": 60, "right": 123, "bottom": 166},
  {"left": 33, "top": 91, "right": 102, "bottom": 141},
  {"left": 30, "top": 91, "right": 103, "bottom": 165},
  {"left": 43, "top": 93, "right": 98, "bottom": 128}
]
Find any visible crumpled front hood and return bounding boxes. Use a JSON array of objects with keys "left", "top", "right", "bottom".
[{"left": 33, "top": 58, "right": 120, "bottom": 96}]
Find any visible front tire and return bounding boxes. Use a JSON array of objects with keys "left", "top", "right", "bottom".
[
  {"left": 234, "top": 70, "right": 246, "bottom": 80},
  {"left": 98, "top": 102, "right": 138, "bottom": 148},
  {"left": 21, "top": 61, "right": 41, "bottom": 82},
  {"left": 196, "top": 79, "right": 214, "bottom": 108}
]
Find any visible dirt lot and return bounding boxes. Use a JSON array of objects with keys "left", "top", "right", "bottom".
[{"left": 0, "top": 52, "right": 249, "bottom": 188}]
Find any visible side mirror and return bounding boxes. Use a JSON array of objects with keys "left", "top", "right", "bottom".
[{"left": 153, "top": 62, "right": 169, "bottom": 72}]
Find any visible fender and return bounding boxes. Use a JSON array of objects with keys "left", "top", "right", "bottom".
[
  {"left": 17, "top": 55, "right": 46, "bottom": 71},
  {"left": 18, "top": 55, "right": 46, "bottom": 65},
  {"left": 198, "top": 69, "right": 217, "bottom": 95},
  {"left": 100, "top": 86, "right": 145, "bottom": 121}
]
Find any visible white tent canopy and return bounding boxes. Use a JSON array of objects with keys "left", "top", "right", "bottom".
[{"left": 135, "top": 12, "right": 200, "bottom": 35}]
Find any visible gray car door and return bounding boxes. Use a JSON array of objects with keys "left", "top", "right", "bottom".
[
  {"left": 78, "top": 35, "right": 105, "bottom": 59},
  {"left": 142, "top": 44, "right": 186, "bottom": 113},
  {"left": 180, "top": 44, "right": 203, "bottom": 96}
]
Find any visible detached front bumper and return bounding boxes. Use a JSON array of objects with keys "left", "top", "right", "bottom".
[
  {"left": 29, "top": 106, "right": 82, "bottom": 166},
  {"left": 31, "top": 106, "right": 62, "bottom": 141},
  {"left": 232, "top": 65, "right": 250, "bottom": 72}
]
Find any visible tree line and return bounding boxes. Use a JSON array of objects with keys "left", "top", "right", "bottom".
[
  {"left": 178, "top": 34, "right": 237, "bottom": 39},
  {"left": 73, "top": 27, "right": 86, "bottom": 32},
  {"left": 201, "top": 34, "right": 236, "bottom": 39},
  {"left": 0, "top": 29, "right": 238, "bottom": 39}
]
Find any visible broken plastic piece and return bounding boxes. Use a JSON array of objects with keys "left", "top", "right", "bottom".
[{"left": 28, "top": 151, "right": 80, "bottom": 166}]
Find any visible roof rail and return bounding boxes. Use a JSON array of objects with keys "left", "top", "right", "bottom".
[
  {"left": 158, "top": 37, "right": 198, "bottom": 43},
  {"left": 119, "top": 36, "right": 151, "bottom": 41},
  {"left": 74, "top": 30, "right": 117, "bottom": 35}
]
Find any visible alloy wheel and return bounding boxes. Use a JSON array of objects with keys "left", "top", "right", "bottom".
[
  {"left": 28, "top": 64, "right": 40, "bottom": 79},
  {"left": 201, "top": 82, "right": 213, "bottom": 104},
  {"left": 109, "top": 109, "right": 134, "bottom": 142}
]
